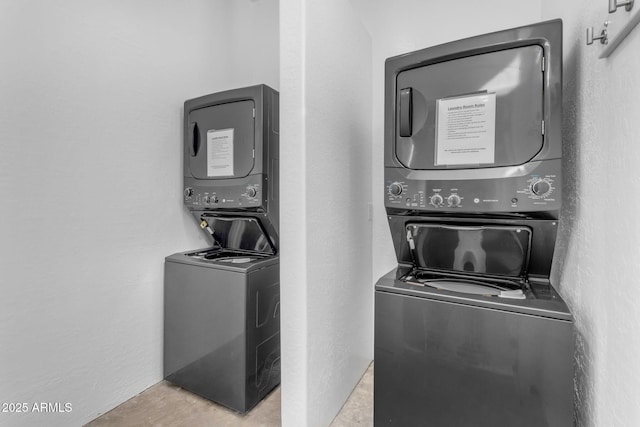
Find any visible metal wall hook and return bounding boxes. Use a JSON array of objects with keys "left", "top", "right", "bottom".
[
  {"left": 587, "top": 26, "right": 609, "bottom": 45},
  {"left": 609, "top": 0, "right": 634, "bottom": 12}
]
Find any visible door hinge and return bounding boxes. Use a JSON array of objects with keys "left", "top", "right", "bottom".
[
  {"left": 406, "top": 229, "right": 415, "bottom": 250},
  {"left": 541, "top": 120, "right": 546, "bottom": 135},
  {"left": 253, "top": 108, "right": 256, "bottom": 118}
]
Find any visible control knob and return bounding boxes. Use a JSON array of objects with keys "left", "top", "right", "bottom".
[
  {"left": 203, "top": 195, "right": 211, "bottom": 204},
  {"left": 429, "top": 194, "right": 443, "bottom": 206},
  {"left": 184, "top": 187, "right": 194, "bottom": 199},
  {"left": 389, "top": 182, "right": 403, "bottom": 196},
  {"left": 531, "top": 179, "right": 552, "bottom": 197},
  {"left": 447, "top": 194, "right": 461, "bottom": 207},
  {"left": 246, "top": 187, "right": 257, "bottom": 198}
]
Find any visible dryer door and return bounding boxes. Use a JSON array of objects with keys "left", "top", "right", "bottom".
[
  {"left": 187, "top": 100, "right": 256, "bottom": 179},
  {"left": 395, "top": 45, "right": 544, "bottom": 170}
]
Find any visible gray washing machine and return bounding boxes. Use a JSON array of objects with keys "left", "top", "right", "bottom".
[
  {"left": 375, "top": 219, "right": 573, "bottom": 426},
  {"left": 164, "top": 85, "right": 280, "bottom": 413},
  {"left": 164, "top": 216, "right": 280, "bottom": 413},
  {"left": 375, "top": 21, "right": 574, "bottom": 425}
]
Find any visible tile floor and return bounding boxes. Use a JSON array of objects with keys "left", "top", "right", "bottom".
[{"left": 85, "top": 364, "right": 373, "bottom": 427}]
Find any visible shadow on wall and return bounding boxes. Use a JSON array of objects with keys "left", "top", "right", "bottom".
[{"left": 550, "top": 33, "right": 592, "bottom": 427}]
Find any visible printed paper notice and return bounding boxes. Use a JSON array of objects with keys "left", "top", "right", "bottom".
[
  {"left": 207, "top": 128, "right": 234, "bottom": 177},
  {"left": 435, "top": 93, "right": 496, "bottom": 166}
]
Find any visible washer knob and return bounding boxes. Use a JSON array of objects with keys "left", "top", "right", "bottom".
[
  {"left": 531, "top": 179, "right": 552, "bottom": 196},
  {"left": 184, "top": 187, "right": 194, "bottom": 199},
  {"left": 389, "top": 183, "right": 403, "bottom": 196},
  {"left": 203, "top": 195, "right": 211, "bottom": 204},
  {"left": 247, "top": 187, "right": 257, "bottom": 198},
  {"left": 430, "top": 194, "right": 444, "bottom": 206},
  {"left": 447, "top": 194, "right": 461, "bottom": 207}
]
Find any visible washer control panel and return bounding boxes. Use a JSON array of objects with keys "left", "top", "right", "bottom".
[
  {"left": 184, "top": 176, "right": 264, "bottom": 209},
  {"left": 385, "top": 160, "right": 561, "bottom": 213}
]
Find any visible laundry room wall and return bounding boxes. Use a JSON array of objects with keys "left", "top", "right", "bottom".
[
  {"left": 0, "top": 1, "right": 278, "bottom": 426},
  {"left": 279, "top": 0, "right": 373, "bottom": 425},
  {"left": 348, "top": 0, "right": 544, "bottom": 296},
  {"left": 540, "top": 1, "right": 640, "bottom": 426}
]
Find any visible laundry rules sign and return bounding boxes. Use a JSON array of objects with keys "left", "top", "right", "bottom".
[
  {"left": 207, "top": 128, "right": 235, "bottom": 177},
  {"left": 435, "top": 93, "right": 496, "bottom": 166}
]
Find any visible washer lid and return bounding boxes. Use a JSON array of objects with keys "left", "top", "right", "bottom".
[
  {"left": 406, "top": 223, "right": 532, "bottom": 278},
  {"left": 199, "top": 215, "right": 276, "bottom": 255}
]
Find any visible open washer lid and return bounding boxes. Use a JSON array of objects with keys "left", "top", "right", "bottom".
[
  {"left": 405, "top": 223, "right": 532, "bottom": 279},
  {"left": 199, "top": 215, "right": 276, "bottom": 255}
]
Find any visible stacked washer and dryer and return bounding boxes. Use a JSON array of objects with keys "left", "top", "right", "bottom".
[
  {"left": 162, "top": 21, "right": 574, "bottom": 424},
  {"left": 375, "top": 21, "right": 574, "bottom": 426},
  {"left": 164, "top": 85, "right": 280, "bottom": 413}
]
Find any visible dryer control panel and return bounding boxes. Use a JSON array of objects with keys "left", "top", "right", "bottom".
[{"left": 182, "top": 85, "right": 279, "bottom": 235}]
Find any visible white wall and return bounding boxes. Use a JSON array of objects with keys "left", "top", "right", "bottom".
[
  {"left": 217, "top": 0, "right": 280, "bottom": 91},
  {"left": 540, "top": 2, "right": 640, "bottom": 426},
  {"left": 348, "top": 0, "right": 543, "bottom": 283},
  {"left": 280, "top": 1, "right": 373, "bottom": 426},
  {"left": 0, "top": 1, "right": 278, "bottom": 426}
]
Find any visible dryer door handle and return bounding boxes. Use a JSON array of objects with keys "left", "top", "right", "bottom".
[
  {"left": 189, "top": 122, "right": 201, "bottom": 156},
  {"left": 399, "top": 87, "right": 413, "bottom": 137}
]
